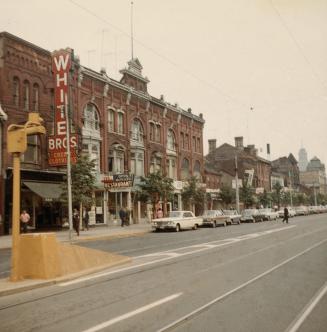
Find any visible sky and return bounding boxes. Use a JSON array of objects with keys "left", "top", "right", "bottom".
[{"left": 2, "top": 0, "right": 327, "bottom": 167}]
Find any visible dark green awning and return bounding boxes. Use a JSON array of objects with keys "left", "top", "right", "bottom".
[{"left": 23, "top": 181, "right": 63, "bottom": 201}]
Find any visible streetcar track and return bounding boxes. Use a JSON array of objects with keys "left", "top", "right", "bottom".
[{"left": 0, "top": 224, "right": 326, "bottom": 312}]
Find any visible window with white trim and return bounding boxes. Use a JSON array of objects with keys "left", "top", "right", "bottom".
[
  {"left": 131, "top": 119, "right": 144, "bottom": 143},
  {"left": 117, "top": 112, "right": 124, "bottom": 134},
  {"left": 167, "top": 129, "right": 176, "bottom": 151},
  {"left": 84, "top": 104, "right": 100, "bottom": 131},
  {"left": 23, "top": 80, "right": 30, "bottom": 111},
  {"left": 108, "top": 109, "right": 115, "bottom": 132},
  {"left": 181, "top": 158, "right": 190, "bottom": 180}
]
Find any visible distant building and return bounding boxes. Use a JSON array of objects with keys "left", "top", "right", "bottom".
[
  {"left": 300, "top": 157, "right": 327, "bottom": 194},
  {"left": 271, "top": 154, "right": 300, "bottom": 189},
  {"left": 206, "top": 136, "right": 271, "bottom": 192},
  {"left": 298, "top": 147, "right": 308, "bottom": 172}
]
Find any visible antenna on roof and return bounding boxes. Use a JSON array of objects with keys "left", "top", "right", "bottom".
[{"left": 131, "top": 1, "right": 134, "bottom": 60}]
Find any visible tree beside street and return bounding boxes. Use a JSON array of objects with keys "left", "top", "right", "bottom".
[
  {"left": 219, "top": 185, "right": 235, "bottom": 208},
  {"left": 240, "top": 184, "right": 255, "bottom": 208},
  {"left": 181, "top": 176, "right": 206, "bottom": 215},
  {"left": 136, "top": 171, "right": 174, "bottom": 217},
  {"left": 61, "top": 155, "right": 97, "bottom": 210}
]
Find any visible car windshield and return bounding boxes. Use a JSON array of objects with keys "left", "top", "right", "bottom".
[
  {"left": 243, "top": 209, "right": 256, "bottom": 215},
  {"left": 203, "top": 210, "right": 219, "bottom": 216},
  {"left": 169, "top": 211, "right": 183, "bottom": 218},
  {"left": 223, "top": 210, "right": 233, "bottom": 215}
]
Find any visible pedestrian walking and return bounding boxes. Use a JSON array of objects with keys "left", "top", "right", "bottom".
[
  {"left": 82, "top": 207, "right": 89, "bottom": 230},
  {"left": 20, "top": 210, "right": 30, "bottom": 233},
  {"left": 282, "top": 207, "right": 289, "bottom": 223},
  {"left": 119, "top": 207, "right": 127, "bottom": 227},
  {"left": 73, "top": 208, "right": 80, "bottom": 236}
]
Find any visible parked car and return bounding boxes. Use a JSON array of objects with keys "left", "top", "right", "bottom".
[
  {"left": 240, "top": 209, "right": 264, "bottom": 223},
  {"left": 294, "top": 206, "right": 309, "bottom": 216},
  {"left": 201, "top": 210, "right": 229, "bottom": 227},
  {"left": 259, "top": 208, "right": 278, "bottom": 221},
  {"left": 223, "top": 209, "right": 241, "bottom": 225},
  {"left": 152, "top": 210, "right": 203, "bottom": 232}
]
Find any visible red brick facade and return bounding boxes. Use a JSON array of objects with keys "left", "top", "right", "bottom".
[{"left": 0, "top": 32, "right": 205, "bottom": 233}]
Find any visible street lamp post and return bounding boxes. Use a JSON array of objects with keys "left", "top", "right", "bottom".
[{"left": 235, "top": 155, "right": 240, "bottom": 213}]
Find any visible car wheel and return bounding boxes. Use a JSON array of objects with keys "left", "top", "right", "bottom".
[
  {"left": 212, "top": 222, "right": 216, "bottom": 228},
  {"left": 176, "top": 224, "right": 181, "bottom": 232},
  {"left": 223, "top": 221, "right": 227, "bottom": 227},
  {"left": 238, "top": 220, "right": 241, "bottom": 225},
  {"left": 155, "top": 228, "right": 160, "bottom": 232},
  {"left": 193, "top": 224, "right": 198, "bottom": 230}
]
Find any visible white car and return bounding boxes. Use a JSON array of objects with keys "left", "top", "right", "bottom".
[
  {"left": 202, "top": 210, "right": 229, "bottom": 227},
  {"left": 152, "top": 211, "right": 203, "bottom": 232},
  {"left": 223, "top": 210, "right": 241, "bottom": 225},
  {"left": 259, "top": 208, "right": 278, "bottom": 221}
]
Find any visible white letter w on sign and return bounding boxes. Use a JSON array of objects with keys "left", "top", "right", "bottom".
[{"left": 54, "top": 54, "right": 70, "bottom": 71}]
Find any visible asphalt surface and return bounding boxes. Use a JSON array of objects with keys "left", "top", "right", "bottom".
[{"left": 0, "top": 214, "right": 326, "bottom": 332}]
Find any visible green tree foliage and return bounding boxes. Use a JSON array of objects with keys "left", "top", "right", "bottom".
[
  {"left": 240, "top": 185, "right": 255, "bottom": 208},
  {"left": 219, "top": 185, "right": 235, "bottom": 207},
  {"left": 258, "top": 190, "right": 272, "bottom": 208},
  {"left": 61, "top": 155, "right": 97, "bottom": 208},
  {"left": 181, "top": 176, "right": 206, "bottom": 215},
  {"left": 136, "top": 171, "right": 174, "bottom": 216},
  {"left": 272, "top": 182, "right": 283, "bottom": 208}
]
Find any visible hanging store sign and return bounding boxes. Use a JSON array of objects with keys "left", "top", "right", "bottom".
[
  {"left": 48, "top": 50, "right": 78, "bottom": 166},
  {"left": 102, "top": 174, "right": 134, "bottom": 189}
]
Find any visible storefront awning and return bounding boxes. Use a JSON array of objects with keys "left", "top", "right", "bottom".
[{"left": 23, "top": 181, "right": 63, "bottom": 201}]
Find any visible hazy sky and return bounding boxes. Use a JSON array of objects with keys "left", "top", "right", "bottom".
[{"left": 2, "top": 0, "right": 327, "bottom": 166}]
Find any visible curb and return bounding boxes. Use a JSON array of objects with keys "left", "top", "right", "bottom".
[{"left": 0, "top": 256, "right": 132, "bottom": 297}]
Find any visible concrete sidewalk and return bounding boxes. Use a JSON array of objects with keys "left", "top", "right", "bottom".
[
  {"left": 0, "top": 224, "right": 152, "bottom": 296},
  {"left": 0, "top": 223, "right": 152, "bottom": 250}
]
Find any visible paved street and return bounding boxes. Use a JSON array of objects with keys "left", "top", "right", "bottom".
[{"left": 0, "top": 214, "right": 326, "bottom": 332}]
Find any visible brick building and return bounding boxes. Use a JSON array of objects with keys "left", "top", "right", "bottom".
[
  {"left": 0, "top": 32, "right": 205, "bottom": 234},
  {"left": 206, "top": 137, "right": 271, "bottom": 193}
]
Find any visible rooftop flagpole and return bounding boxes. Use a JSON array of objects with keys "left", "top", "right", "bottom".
[{"left": 131, "top": 1, "right": 134, "bottom": 59}]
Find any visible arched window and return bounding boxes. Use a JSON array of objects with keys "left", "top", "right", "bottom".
[
  {"left": 181, "top": 158, "right": 190, "bottom": 180},
  {"left": 167, "top": 129, "right": 176, "bottom": 151},
  {"left": 33, "top": 83, "right": 39, "bottom": 112},
  {"left": 23, "top": 80, "right": 30, "bottom": 111},
  {"left": 13, "top": 77, "right": 19, "bottom": 106},
  {"left": 194, "top": 160, "right": 201, "bottom": 179},
  {"left": 84, "top": 103, "right": 100, "bottom": 131},
  {"left": 131, "top": 119, "right": 144, "bottom": 143}
]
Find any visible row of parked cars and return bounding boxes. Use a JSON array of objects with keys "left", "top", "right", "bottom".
[{"left": 151, "top": 205, "right": 327, "bottom": 232}]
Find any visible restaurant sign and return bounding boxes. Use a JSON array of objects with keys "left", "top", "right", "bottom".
[{"left": 102, "top": 174, "right": 134, "bottom": 189}]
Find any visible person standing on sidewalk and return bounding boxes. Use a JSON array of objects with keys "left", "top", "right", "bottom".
[
  {"left": 73, "top": 208, "right": 80, "bottom": 236},
  {"left": 20, "top": 210, "right": 30, "bottom": 233},
  {"left": 82, "top": 207, "right": 89, "bottom": 231},
  {"left": 282, "top": 207, "right": 289, "bottom": 223},
  {"left": 119, "top": 207, "right": 126, "bottom": 227}
]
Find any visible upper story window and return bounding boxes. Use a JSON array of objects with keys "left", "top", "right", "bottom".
[
  {"left": 150, "top": 122, "right": 155, "bottom": 141},
  {"left": 117, "top": 112, "right": 124, "bottom": 134},
  {"left": 131, "top": 119, "right": 144, "bottom": 144},
  {"left": 197, "top": 137, "right": 201, "bottom": 152},
  {"left": 185, "top": 134, "right": 189, "bottom": 150},
  {"left": 167, "top": 129, "right": 176, "bottom": 151},
  {"left": 192, "top": 136, "right": 196, "bottom": 151},
  {"left": 108, "top": 145, "right": 125, "bottom": 174},
  {"left": 149, "top": 122, "right": 161, "bottom": 143},
  {"left": 13, "top": 77, "right": 19, "bottom": 106},
  {"left": 21, "top": 135, "right": 40, "bottom": 164},
  {"left": 23, "top": 80, "right": 30, "bottom": 111},
  {"left": 150, "top": 153, "right": 162, "bottom": 174},
  {"left": 84, "top": 103, "right": 100, "bottom": 131},
  {"left": 33, "top": 83, "right": 39, "bottom": 112},
  {"left": 181, "top": 158, "right": 190, "bottom": 180},
  {"left": 130, "top": 150, "right": 144, "bottom": 176},
  {"left": 194, "top": 160, "right": 201, "bottom": 179},
  {"left": 155, "top": 124, "right": 161, "bottom": 143},
  {"left": 108, "top": 109, "right": 115, "bottom": 132}
]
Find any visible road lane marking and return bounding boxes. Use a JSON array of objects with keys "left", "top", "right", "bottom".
[
  {"left": 60, "top": 225, "right": 296, "bottom": 287},
  {"left": 80, "top": 292, "right": 183, "bottom": 332},
  {"left": 286, "top": 281, "right": 327, "bottom": 332},
  {"left": 157, "top": 238, "right": 327, "bottom": 332}
]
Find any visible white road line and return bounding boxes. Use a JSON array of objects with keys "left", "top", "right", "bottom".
[
  {"left": 59, "top": 225, "right": 295, "bottom": 287},
  {"left": 80, "top": 292, "right": 183, "bottom": 332},
  {"left": 285, "top": 281, "right": 327, "bottom": 332},
  {"left": 157, "top": 238, "right": 327, "bottom": 332}
]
